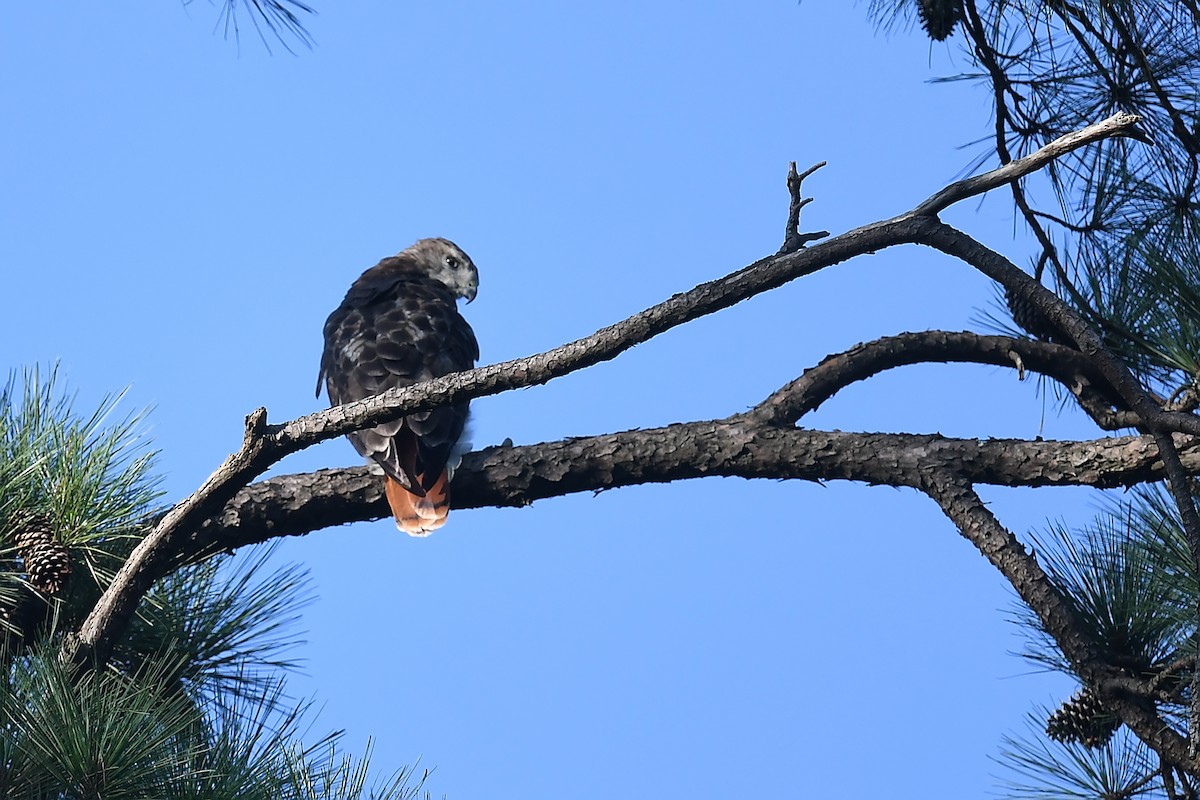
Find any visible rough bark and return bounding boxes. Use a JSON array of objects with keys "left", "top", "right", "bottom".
[
  {"left": 181, "top": 426, "right": 1196, "bottom": 559},
  {"left": 61, "top": 112, "right": 1200, "bottom": 777},
  {"left": 920, "top": 474, "right": 1198, "bottom": 772}
]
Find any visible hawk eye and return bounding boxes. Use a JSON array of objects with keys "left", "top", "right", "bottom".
[{"left": 445, "top": 255, "right": 461, "bottom": 270}]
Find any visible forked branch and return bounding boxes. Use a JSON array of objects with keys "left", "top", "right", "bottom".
[
  {"left": 63, "top": 113, "right": 1156, "bottom": 678},
  {"left": 920, "top": 472, "right": 1197, "bottom": 773}
]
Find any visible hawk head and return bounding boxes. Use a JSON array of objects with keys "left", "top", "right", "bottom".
[{"left": 398, "top": 238, "right": 479, "bottom": 303}]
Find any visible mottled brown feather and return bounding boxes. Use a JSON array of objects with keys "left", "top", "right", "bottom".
[{"left": 318, "top": 239, "right": 478, "bottom": 535}]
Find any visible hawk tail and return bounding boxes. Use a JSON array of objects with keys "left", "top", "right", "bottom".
[{"left": 384, "top": 473, "right": 451, "bottom": 537}]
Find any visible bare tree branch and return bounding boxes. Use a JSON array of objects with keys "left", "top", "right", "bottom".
[
  {"left": 913, "top": 216, "right": 1200, "bottom": 755},
  {"left": 64, "top": 216, "right": 931, "bottom": 667},
  {"left": 748, "top": 330, "right": 1125, "bottom": 426},
  {"left": 910, "top": 112, "right": 1146, "bottom": 217},
  {"left": 62, "top": 114, "right": 1151, "bottom": 673},
  {"left": 919, "top": 472, "right": 1198, "bottom": 773},
  {"left": 779, "top": 160, "right": 828, "bottom": 254},
  {"left": 912, "top": 220, "right": 1200, "bottom": 438},
  {"left": 147, "top": 327, "right": 1175, "bottom": 596},
  {"left": 179, "top": 427, "right": 1200, "bottom": 559}
]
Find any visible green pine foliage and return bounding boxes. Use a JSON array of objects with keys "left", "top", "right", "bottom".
[
  {"left": 202, "top": 0, "right": 316, "bottom": 52},
  {"left": 121, "top": 547, "right": 314, "bottom": 707},
  {"left": 1003, "top": 493, "right": 1199, "bottom": 793},
  {"left": 871, "top": 2, "right": 1200, "bottom": 794},
  {"left": 877, "top": 0, "right": 1200, "bottom": 398},
  {"left": 1017, "top": 508, "right": 1192, "bottom": 677},
  {"left": 0, "top": 364, "right": 161, "bottom": 546},
  {"left": 997, "top": 718, "right": 1158, "bottom": 800},
  {"left": 0, "top": 367, "right": 429, "bottom": 799}
]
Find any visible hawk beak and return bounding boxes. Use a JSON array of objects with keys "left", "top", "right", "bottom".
[{"left": 465, "top": 283, "right": 478, "bottom": 304}]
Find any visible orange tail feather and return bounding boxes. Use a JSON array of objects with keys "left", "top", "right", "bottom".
[{"left": 384, "top": 473, "right": 451, "bottom": 537}]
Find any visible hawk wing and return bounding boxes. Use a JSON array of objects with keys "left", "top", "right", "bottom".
[{"left": 318, "top": 273, "right": 479, "bottom": 496}]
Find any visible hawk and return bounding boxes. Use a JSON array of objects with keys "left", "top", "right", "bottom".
[{"left": 318, "top": 238, "right": 480, "bottom": 536}]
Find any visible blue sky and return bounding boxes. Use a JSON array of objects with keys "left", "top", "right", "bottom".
[{"left": 1, "top": 3, "right": 1104, "bottom": 797}]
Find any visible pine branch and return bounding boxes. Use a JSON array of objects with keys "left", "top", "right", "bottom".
[
  {"left": 920, "top": 473, "right": 1197, "bottom": 773},
  {"left": 915, "top": 216, "right": 1200, "bottom": 760},
  {"left": 196, "top": 0, "right": 316, "bottom": 53},
  {"left": 748, "top": 330, "right": 1124, "bottom": 426},
  {"left": 778, "top": 160, "right": 829, "bottom": 254},
  {"left": 172, "top": 426, "right": 1200, "bottom": 559},
  {"left": 62, "top": 115, "right": 1148, "bottom": 672},
  {"left": 911, "top": 113, "right": 1145, "bottom": 217}
]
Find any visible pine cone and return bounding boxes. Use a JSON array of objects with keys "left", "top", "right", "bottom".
[
  {"left": 13, "top": 513, "right": 53, "bottom": 552},
  {"left": 917, "top": 0, "right": 961, "bottom": 41},
  {"left": 14, "top": 514, "right": 71, "bottom": 596},
  {"left": 1006, "top": 284, "right": 1062, "bottom": 342},
  {"left": 25, "top": 542, "right": 71, "bottom": 595},
  {"left": 1046, "top": 687, "right": 1119, "bottom": 748}
]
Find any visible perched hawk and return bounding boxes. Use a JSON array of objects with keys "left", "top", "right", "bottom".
[{"left": 318, "top": 238, "right": 480, "bottom": 536}]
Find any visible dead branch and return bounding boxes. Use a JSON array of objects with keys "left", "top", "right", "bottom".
[
  {"left": 779, "top": 160, "right": 828, "bottom": 254},
  {"left": 145, "top": 327, "right": 1169, "bottom": 577},
  {"left": 748, "top": 330, "right": 1125, "bottom": 426},
  {"left": 171, "top": 426, "right": 1198, "bottom": 561},
  {"left": 910, "top": 112, "right": 1145, "bottom": 217},
  {"left": 63, "top": 114, "right": 1151, "bottom": 674}
]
